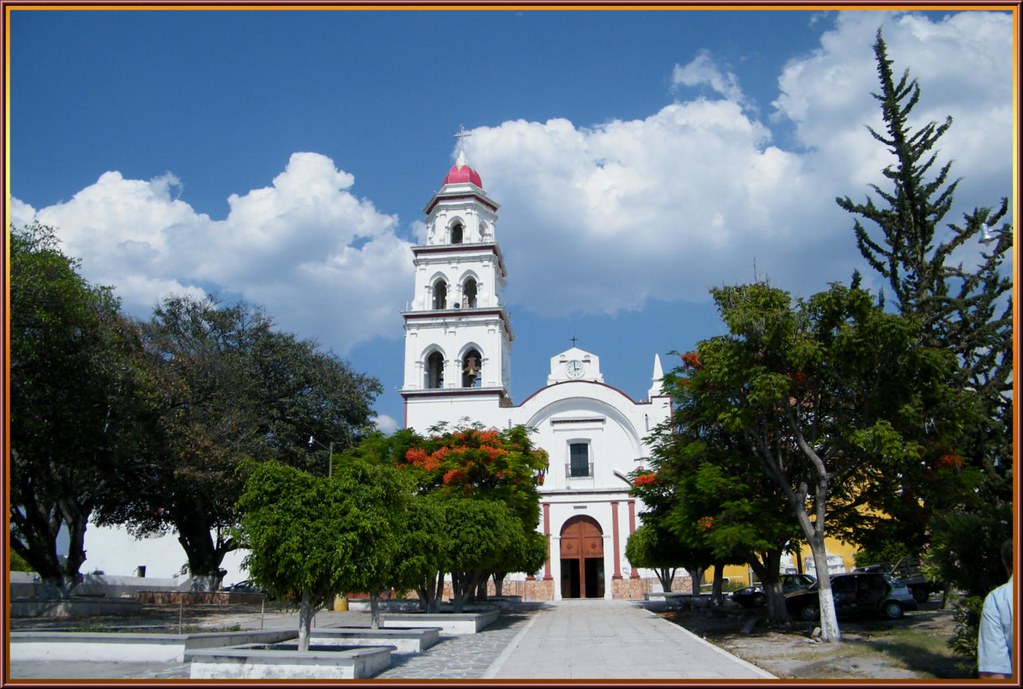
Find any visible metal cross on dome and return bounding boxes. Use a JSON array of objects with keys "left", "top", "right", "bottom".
[{"left": 454, "top": 124, "right": 471, "bottom": 160}]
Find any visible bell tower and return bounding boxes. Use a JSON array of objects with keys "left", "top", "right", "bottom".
[{"left": 401, "top": 132, "right": 514, "bottom": 428}]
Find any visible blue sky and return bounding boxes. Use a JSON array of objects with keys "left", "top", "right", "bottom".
[{"left": 8, "top": 7, "right": 1016, "bottom": 434}]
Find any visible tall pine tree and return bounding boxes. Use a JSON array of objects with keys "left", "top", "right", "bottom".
[
  {"left": 836, "top": 32, "right": 1012, "bottom": 661},
  {"left": 836, "top": 31, "right": 1012, "bottom": 477}
]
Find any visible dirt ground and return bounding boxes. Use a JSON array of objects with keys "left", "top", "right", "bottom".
[{"left": 661, "top": 598, "right": 970, "bottom": 680}]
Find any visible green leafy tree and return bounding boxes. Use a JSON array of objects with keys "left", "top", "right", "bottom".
[
  {"left": 9, "top": 222, "right": 145, "bottom": 595},
  {"left": 393, "top": 421, "right": 548, "bottom": 609},
  {"left": 624, "top": 523, "right": 688, "bottom": 593},
  {"left": 337, "top": 429, "right": 448, "bottom": 611},
  {"left": 836, "top": 31, "right": 1013, "bottom": 557},
  {"left": 441, "top": 497, "right": 522, "bottom": 612},
  {"left": 693, "top": 282, "right": 965, "bottom": 641},
  {"left": 638, "top": 352, "right": 801, "bottom": 621},
  {"left": 836, "top": 33, "right": 1012, "bottom": 661},
  {"left": 94, "top": 294, "right": 381, "bottom": 589},
  {"left": 238, "top": 459, "right": 407, "bottom": 648}
]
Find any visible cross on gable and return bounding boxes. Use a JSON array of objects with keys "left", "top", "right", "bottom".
[{"left": 570, "top": 336, "right": 578, "bottom": 347}]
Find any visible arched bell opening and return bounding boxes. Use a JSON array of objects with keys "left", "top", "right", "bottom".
[
  {"left": 425, "top": 351, "right": 445, "bottom": 389},
  {"left": 461, "top": 348, "right": 482, "bottom": 388},
  {"left": 463, "top": 277, "right": 478, "bottom": 309},
  {"left": 432, "top": 280, "right": 448, "bottom": 310}
]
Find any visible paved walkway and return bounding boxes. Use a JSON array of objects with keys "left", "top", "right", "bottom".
[
  {"left": 7, "top": 600, "right": 774, "bottom": 681},
  {"left": 484, "top": 600, "right": 773, "bottom": 680}
]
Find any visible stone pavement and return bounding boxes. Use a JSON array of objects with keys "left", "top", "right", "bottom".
[
  {"left": 484, "top": 599, "right": 773, "bottom": 680},
  {"left": 7, "top": 599, "right": 774, "bottom": 681}
]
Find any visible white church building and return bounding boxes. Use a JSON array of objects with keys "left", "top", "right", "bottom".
[{"left": 400, "top": 149, "right": 673, "bottom": 600}]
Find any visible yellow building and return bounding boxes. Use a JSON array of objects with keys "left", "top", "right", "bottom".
[{"left": 717, "top": 537, "right": 861, "bottom": 589}]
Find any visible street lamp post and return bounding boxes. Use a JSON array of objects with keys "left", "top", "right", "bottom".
[{"left": 307, "top": 436, "right": 335, "bottom": 478}]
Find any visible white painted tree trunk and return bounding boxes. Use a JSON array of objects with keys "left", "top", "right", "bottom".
[
  {"left": 808, "top": 544, "right": 842, "bottom": 642},
  {"left": 370, "top": 592, "right": 381, "bottom": 629},
  {"left": 297, "top": 589, "right": 315, "bottom": 652}
]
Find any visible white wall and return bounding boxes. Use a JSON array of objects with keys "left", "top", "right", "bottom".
[{"left": 82, "top": 521, "right": 250, "bottom": 585}]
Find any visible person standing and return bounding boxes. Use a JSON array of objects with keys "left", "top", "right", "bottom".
[{"left": 978, "top": 538, "right": 1014, "bottom": 678}]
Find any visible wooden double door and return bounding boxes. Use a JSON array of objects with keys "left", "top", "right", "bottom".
[{"left": 560, "top": 516, "right": 605, "bottom": 599}]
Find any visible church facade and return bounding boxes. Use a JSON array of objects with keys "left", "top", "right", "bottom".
[{"left": 400, "top": 149, "right": 673, "bottom": 600}]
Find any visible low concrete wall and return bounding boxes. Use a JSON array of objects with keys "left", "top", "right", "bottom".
[
  {"left": 10, "top": 598, "right": 143, "bottom": 618},
  {"left": 9, "top": 629, "right": 296, "bottom": 663},
  {"left": 135, "top": 590, "right": 264, "bottom": 605},
  {"left": 381, "top": 609, "right": 499, "bottom": 635},
  {"left": 187, "top": 644, "right": 394, "bottom": 680},
  {"left": 346, "top": 598, "right": 422, "bottom": 613},
  {"left": 310, "top": 627, "right": 441, "bottom": 654},
  {"left": 9, "top": 571, "right": 191, "bottom": 600}
]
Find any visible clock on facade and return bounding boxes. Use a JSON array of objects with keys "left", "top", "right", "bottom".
[{"left": 566, "top": 360, "right": 585, "bottom": 378}]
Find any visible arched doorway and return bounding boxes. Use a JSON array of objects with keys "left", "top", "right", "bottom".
[{"left": 560, "top": 516, "right": 604, "bottom": 599}]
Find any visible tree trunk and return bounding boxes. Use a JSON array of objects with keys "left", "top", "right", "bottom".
[
  {"left": 451, "top": 571, "right": 466, "bottom": 613},
  {"left": 657, "top": 567, "right": 674, "bottom": 593},
  {"left": 711, "top": 563, "right": 725, "bottom": 605},
  {"left": 417, "top": 571, "right": 445, "bottom": 613},
  {"left": 475, "top": 575, "right": 488, "bottom": 601},
  {"left": 431, "top": 571, "right": 445, "bottom": 612},
  {"left": 690, "top": 566, "right": 705, "bottom": 596},
  {"left": 175, "top": 512, "right": 231, "bottom": 589},
  {"left": 370, "top": 592, "right": 381, "bottom": 629},
  {"left": 297, "top": 588, "right": 315, "bottom": 652},
  {"left": 492, "top": 572, "right": 506, "bottom": 597},
  {"left": 59, "top": 499, "right": 90, "bottom": 595},
  {"left": 808, "top": 536, "right": 841, "bottom": 642},
  {"left": 751, "top": 548, "right": 789, "bottom": 625}
]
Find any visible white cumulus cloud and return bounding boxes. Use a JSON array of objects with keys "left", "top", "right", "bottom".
[
  {"left": 460, "top": 10, "right": 1012, "bottom": 316},
  {"left": 20, "top": 153, "right": 411, "bottom": 355}
]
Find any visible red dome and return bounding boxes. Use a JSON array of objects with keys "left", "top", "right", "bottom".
[{"left": 443, "top": 163, "right": 483, "bottom": 188}]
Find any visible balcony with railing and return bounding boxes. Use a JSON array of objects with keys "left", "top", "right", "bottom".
[{"left": 565, "top": 461, "right": 594, "bottom": 479}]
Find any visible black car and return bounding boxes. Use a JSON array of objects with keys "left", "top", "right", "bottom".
[
  {"left": 223, "top": 579, "right": 262, "bottom": 593},
  {"left": 730, "top": 573, "right": 817, "bottom": 608},
  {"left": 785, "top": 571, "right": 918, "bottom": 621}
]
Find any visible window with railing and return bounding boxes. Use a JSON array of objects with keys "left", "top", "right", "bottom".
[{"left": 567, "top": 443, "right": 592, "bottom": 478}]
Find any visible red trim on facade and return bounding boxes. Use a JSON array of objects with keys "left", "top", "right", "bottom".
[
  {"left": 424, "top": 192, "right": 498, "bottom": 215},
  {"left": 410, "top": 242, "right": 509, "bottom": 279},
  {"left": 542, "top": 502, "right": 553, "bottom": 580},
  {"left": 411, "top": 243, "right": 498, "bottom": 257},
  {"left": 402, "top": 307, "right": 507, "bottom": 320},
  {"left": 515, "top": 379, "right": 658, "bottom": 408},
  {"left": 628, "top": 499, "right": 640, "bottom": 579},
  {"left": 400, "top": 387, "right": 510, "bottom": 402},
  {"left": 611, "top": 501, "right": 622, "bottom": 580}
]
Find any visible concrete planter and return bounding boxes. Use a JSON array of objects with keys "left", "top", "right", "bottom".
[
  {"left": 10, "top": 630, "right": 296, "bottom": 663},
  {"left": 382, "top": 609, "right": 499, "bottom": 635},
  {"left": 187, "top": 643, "right": 395, "bottom": 680},
  {"left": 309, "top": 626, "right": 441, "bottom": 654}
]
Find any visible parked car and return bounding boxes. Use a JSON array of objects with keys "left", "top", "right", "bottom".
[
  {"left": 730, "top": 573, "right": 817, "bottom": 608},
  {"left": 785, "top": 571, "right": 917, "bottom": 621},
  {"left": 855, "top": 558, "right": 942, "bottom": 603},
  {"left": 223, "top": 580, "right": 262, "bottom": 593}
]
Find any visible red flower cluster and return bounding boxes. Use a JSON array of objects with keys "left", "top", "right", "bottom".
[
  {"left": 698, "top": 516, "right": 714, "bottom": 531},
  {"left": 442, "top": 469, "right": 467, "bottom": 485},
  {"left": 937, "top": 453, "right": 963, "bottom": 470},
  {"left": 680, "top": 351, "right": 702, "bottom": 370},
  {"left": 405, "top": 447, "right": 442, "bottom": 471},
  {"left": 633, "top": 473, "right": 657, "bottom": 488}
]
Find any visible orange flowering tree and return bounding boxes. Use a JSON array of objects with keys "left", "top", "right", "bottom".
[
  {"left": 397, "top": 422, "right": 548, "bottom": 528},
  {"left": 395, "top": 422, "right": 549, "bottom": 610}
]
